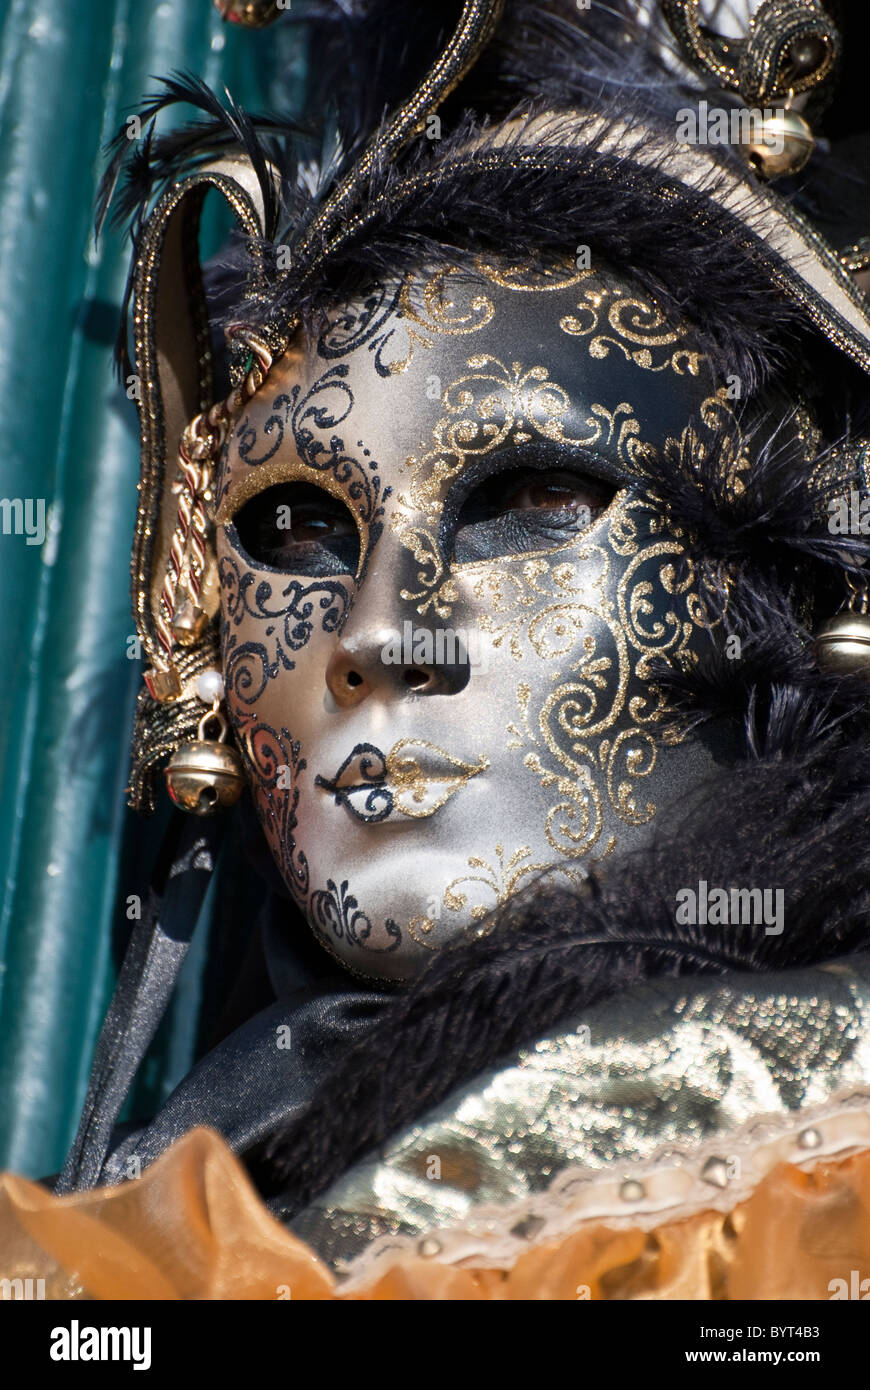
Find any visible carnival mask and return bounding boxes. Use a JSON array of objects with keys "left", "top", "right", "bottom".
[{"left": 215, "top": 260, "right": 735, "bottom": 982}]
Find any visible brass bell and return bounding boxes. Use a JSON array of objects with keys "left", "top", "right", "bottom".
[
  {"left": 815, "top": 575, "right": 870, "bottom": 676},
  {"left": 170, "top": 594, "right": 208, "bottom": 646},
  {"left": 745, "top": 109, "right": 815, "bottom": 180},
  {"left": 165, "top": 704, "right": 245, "bottom": 814},
  {"left": 814, "top": 612, "right": 870, "bottom": 676}
]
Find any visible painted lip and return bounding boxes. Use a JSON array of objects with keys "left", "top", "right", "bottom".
[{"left": 315, "top": 739, "right": 489, "bottom": 823}]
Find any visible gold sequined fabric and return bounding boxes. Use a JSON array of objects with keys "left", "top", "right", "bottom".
[{"left": 291, "top": 954, "right": 870, "bottom": 1283}]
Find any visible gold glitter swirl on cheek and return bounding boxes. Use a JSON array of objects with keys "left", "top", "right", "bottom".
[
  {"left": 525, "top": 753, "right": 608, "bottom": 861},
  {"left": 617, "top": 542, "right": 702, "bottom": 682},
  {"left": 606, "top": 727, "right": 659, "bottom": 825},
  {"left": 432, "top": 844, "right": 583, "bottom": 943},
  {"left": 464, "top": 545, "right": 610, "bottom": 661},
  {"left": 407, "top": 915, "right": 441, "bottom": 950},
  {"left": 456, "top": 494, "right": 714, "bottom": 873},
  {"left": 444, "top": 843, "right": 535, "bottom": 919}
]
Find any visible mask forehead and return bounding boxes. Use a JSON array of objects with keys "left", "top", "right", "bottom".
[
  {"left": 216, "top": 260, "right": 729, "bottom": 982},
  {"left": 217, "top": 261, "right": 715, "bottom": 522}
]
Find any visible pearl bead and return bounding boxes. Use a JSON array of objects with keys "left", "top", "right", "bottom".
[
  {"left": 620, "top": 1179, "right": 645, "bottom": 1202},
  {"left": 196, "top": 669, "right": 225, "bottom": 704}
]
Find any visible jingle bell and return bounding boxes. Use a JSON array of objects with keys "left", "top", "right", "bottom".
[
  {"left": 165, "top": 707, "right": 245, "bottom": 814},
  {"left": 814, "top": 612, "right": 870, "bottom": 676},
  {"left": 170, "top": 590, "right": 209, "bottom": 646},
  {"left": 745, "top": 109, "right": 815, "bottom": 180}
]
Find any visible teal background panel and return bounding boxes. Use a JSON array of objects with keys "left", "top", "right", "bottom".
[{"left": 0, "top": 0, "right": 305, "bottom": 1179}]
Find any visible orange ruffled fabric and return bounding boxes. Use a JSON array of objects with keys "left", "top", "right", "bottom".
[{"left": 2, "top": 1127, "right": 870, "bottom": 1300}]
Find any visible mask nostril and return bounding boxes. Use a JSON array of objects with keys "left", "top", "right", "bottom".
[
  {"left": 346, "top": 670, "right": 364, "bottom": 689},
  {"left": 404, "top": 668, "right": 429, "bottom": 690}
]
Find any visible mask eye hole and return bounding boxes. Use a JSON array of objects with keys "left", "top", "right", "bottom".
[
  {"left": 229, "top": 482, "right": 360, "bottom": 577},
  {"left": 451, "top": 467, "right": 616, "bottom": 563}
]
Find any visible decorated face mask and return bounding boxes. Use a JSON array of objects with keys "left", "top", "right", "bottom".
[{"left": 215, "top": 259, "right": 734, "bottom": 982}]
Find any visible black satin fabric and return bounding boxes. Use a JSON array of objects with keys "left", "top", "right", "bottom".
[
  {"left": 58, "top": 816, "right": 225, "bottom": 1193},
  {"left": 100, "top": 982, "right": 388, "bottom": 1185},
  {"left": 97, "top": 878, "right": 390, "bottom": 1186}
]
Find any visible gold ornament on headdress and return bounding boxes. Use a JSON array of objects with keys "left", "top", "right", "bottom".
[
  {"left": 214, "top": 0, "right": 286, "bottom": 27},
  {"left": 144, "top": 333, "right": 273, "bottom": 701},
  {"left": 661, "top": 0, "right": 840, "bottom": 179},
  {"left": 814, "top": 571, "right": 870, "bottom": 677}
]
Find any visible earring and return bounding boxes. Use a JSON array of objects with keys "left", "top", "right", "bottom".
[
  {"left": 814, "top": 572, "right": 870, "bottom": 676},
  {"left": 164, "top": 670, "right": 245, "bottom": 814}
]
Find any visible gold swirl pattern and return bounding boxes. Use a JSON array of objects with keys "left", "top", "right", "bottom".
[
  {"left": 393, "top": 350, "right": 655, "bottom": 618},
  {"left": 482, "top": 495, "right": 708, "bottom": 865},
  {"left": 404, "top": 355, "right": 590, "bottom": 520},
  {"left": 660, "top": 386, "right": 751, "bottom": 499},
  {"left": 380, "top": 269, "right": 497, "bottom": 374},
  {"left": 474, "top": 259, "right": 594, "bottom": 292},
  {"left": 439, "top": 843, "right": 581, "bottom": 933},
  {"left": 559, "top": 282, "right": 707, "bottom": 375}
]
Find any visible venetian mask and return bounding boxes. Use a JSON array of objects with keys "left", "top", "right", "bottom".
[{"left": 215, "top": 259, "right": 736, "bottom": 982}]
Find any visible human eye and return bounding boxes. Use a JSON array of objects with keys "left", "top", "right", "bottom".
[
  {"left": 228, "top": 481, "right": 360, "bottom": 577},
  {"left": 450, "top": 463, "right": 616, "bottom": 563}
]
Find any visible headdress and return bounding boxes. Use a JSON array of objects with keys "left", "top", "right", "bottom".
[{"left": 97, "top": 0, "right": 870, "bottom": 815}]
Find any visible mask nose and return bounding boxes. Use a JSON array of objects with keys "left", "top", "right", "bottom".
[
  {"left": 325, "top": 625, "right": 471, "bottom": 708},
  {"left": 324, "top": 524, "right": 476, "bottom": 707}
]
